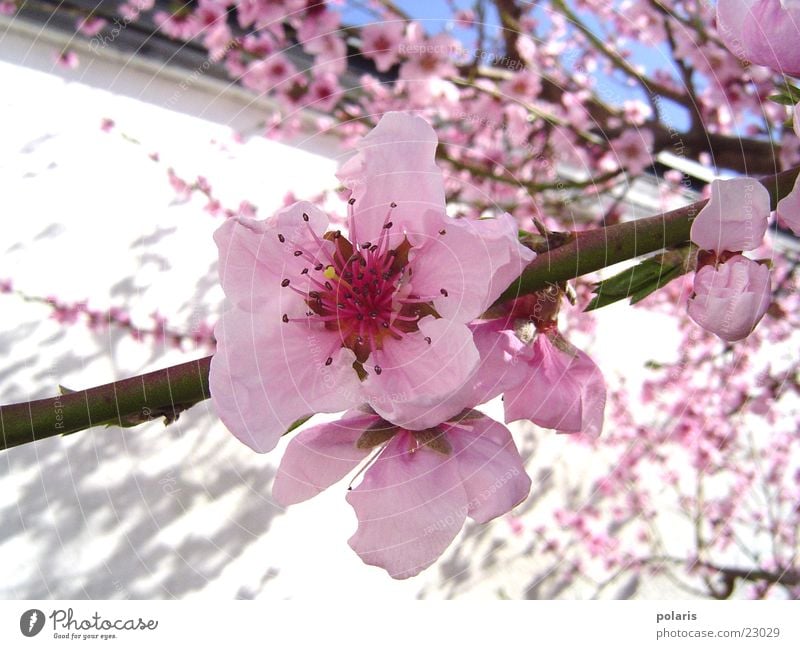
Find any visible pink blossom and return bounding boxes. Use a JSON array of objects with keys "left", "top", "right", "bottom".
[
  {"left": 399, "top": 32, "right": 460, "bottom": 81},
  {"left": 501, "top": 70, "right": 542, "bottom": 101},
  {"left": 777, "top": 115, "right": 800, "bottom": 235},
  {"left": 242, "top": 55, "right": 297, "bottom": 93},
  {"left": 209, "top": 112, "right": 534, "bottom": 452},
  {"left": 608, "top": 129, "right": 653, "bottom": 176},
  {"left": 272, "top": 410, "right": 531, "bottom": 579},
  {"left": 296, "top": 8, "right": 346, "bottom": 74},
  {"left": 54, "top": 50, "right": 79, "bottom": 70},
  {"left": 717, "top": 0, "right": 800, "bottom": 75},
  {"left": 360, "top": 22, "right": 405, "bottom": 72},
  {"left": 76, "top": 16, "right": 107, "bottom": 37},
  {"left": 0, "top": 2, "right": 15, "bottom": 15},
  {"left": 305, "top": 72, "right": 342, "bottom": 112},
  {"left": 691, "top": 178, "right": 770, "bottom": 253},
  {"left": 503, "top": 330, "right": 607, "bottom": 437},
  {"left": 154, "top": 10, "right": 199, "bottom": 41},
  {"left": 203, "top": 23, "right": 234, "bottom": 61},
  {"left": 688, "top": 255, "right": 771, "bottom": 342}
]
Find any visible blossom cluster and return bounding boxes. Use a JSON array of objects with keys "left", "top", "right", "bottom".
[{"left": 209, "top": 112, "right": 607, "bottom": 578}]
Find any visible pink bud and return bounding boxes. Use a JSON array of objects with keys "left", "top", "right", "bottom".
[
  {"left": 776, "top": 170, "right": 800, "bottom": 237},
  {"left": 690, "top": 178, "right": 770, "bottom": 253},
  {"left": 688, "top": 255, "right": 771, "bottom": 341}
]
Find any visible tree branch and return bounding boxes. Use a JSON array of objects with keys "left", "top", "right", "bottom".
[
  {"left": 1, "top": 166, "right": 798, "bottom": 452},
  {"left": 0, "top": 357, "right": 211, "bottom": 451}
]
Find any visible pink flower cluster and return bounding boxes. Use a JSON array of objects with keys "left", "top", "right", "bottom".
[
  {"left": 688, "top": 178, "right": 772, "bottom": 341},
  {"left": 210, "top": 112, "right": 607, "bottom": 578}
]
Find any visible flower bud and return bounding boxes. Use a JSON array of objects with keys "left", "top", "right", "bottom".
[
  {"left": 690, "top": 178, "right": 769, "bottom": 254},
  {"left": 688, "top": 255, "right": 771, "bottom": 342}
]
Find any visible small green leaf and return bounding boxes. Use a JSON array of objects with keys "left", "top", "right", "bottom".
[
  {"left": 769, "top": 84, "right": 800, "bottom": 106},
  {"left": 586, "top": 247, "right": 692, "bottom": 311}
]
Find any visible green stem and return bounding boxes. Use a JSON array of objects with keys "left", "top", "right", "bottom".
[
  {"left": 498, "top": 167, "right": 800, "bottom": 301},
  {"left": 1, "top": 166, "right": 798, "bottom": 452},
  {"left": 0, "top": 357, "right": 211, "bottom": 451}
]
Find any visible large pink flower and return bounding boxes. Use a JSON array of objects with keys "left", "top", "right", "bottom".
[
  {"left": 272, "top": 409, "right": 531, "bottom": 579},
  {"left": 717, "top": 0, "right": 800, "bottom": 75},
  {"left": 210, "top": 112, "right": 535, "bottom": 452},
  {"left": 688, "top": 255, "right": 771, "bottom": 342}
]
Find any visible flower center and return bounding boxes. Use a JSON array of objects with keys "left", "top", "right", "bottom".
[{"left": 278, "top": 202, "right": 440, "bottom": 376}]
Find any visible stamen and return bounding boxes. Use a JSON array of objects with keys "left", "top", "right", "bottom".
[{"left": 281, "top": 279, "right": 290, "bottom": 287}]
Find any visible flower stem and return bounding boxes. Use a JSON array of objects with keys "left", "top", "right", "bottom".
[{"left": 1, "top": 166, "right": 798, "bottom": 452}]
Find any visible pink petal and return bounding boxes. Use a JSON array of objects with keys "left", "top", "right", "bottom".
[
  {"left": 462, "top": 319, "right": 530, "bottom": 403},
  {"left": 346, "top": 432, "right": 468, "bottom": 579},
  {"left": 504, "top": 334, "right": 606, "bottom": 436},
  {"left": 272, "top": 411, "right": 377, "bottom": 506},
  {"left": 214, "top": 202, "right": 332, "bottom": 311},
  {"left": 688, "top": 255, "right": 771, "bottom": 342},
  {"left": 777, "top": 171, "right": 800, "bottom": 237},
  {"left": 210, "top": 306, "right": 361, "bottom": 452},
  {"left": 362, "top": 317, "right": 479, "bottom": 430},
  {"left": 449, "top": 416, "right": 531, "bottom": 523},
  {"left": 690, "top": 178, "right": 770, "bottom": 253},
  {"left": 718, "top": 0, "right": 800, "bottom": 76},
  {"left": 410, "top": 213, "right": 535, "bottom": 322},
  {"left": 337, "top": 112, "right": 446, "bottom": 247}
]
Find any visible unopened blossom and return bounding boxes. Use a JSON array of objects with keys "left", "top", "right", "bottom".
[
  {"left": 776, "top": 108, "right": 800, "bottom": 236},
  {"left": 272, "top": 409, "right": 531, "bottom": 579},
  {"left": 688, "top": 177, "right": 772, "bottom": 341},
  {"left": 717, "top": 0, "right": 800, "bottom": 75},
  {"left": 777, "top": 173, "right": 800, "bottom": 236},
  {"left": 691, "top": 177, "right": 770, "bottom": 253},
  {"left": 360, "top": 22, "right": 405, "bottom": 72},
  {"left": 210, "top": 112, "right": 534, "bottom": 452},
  {"left": 688, "top": 255, "right": 771, "bottom": 342}
]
